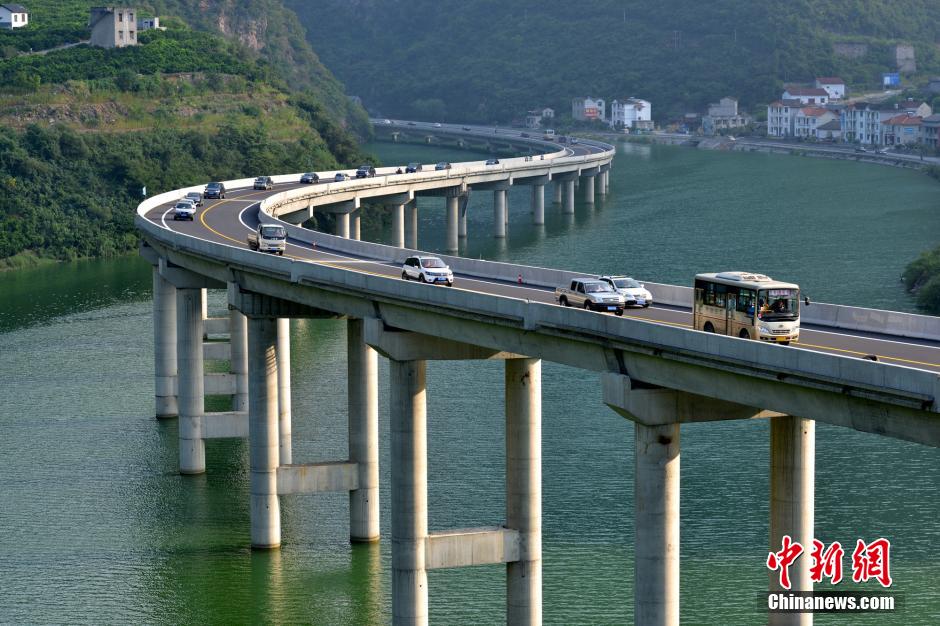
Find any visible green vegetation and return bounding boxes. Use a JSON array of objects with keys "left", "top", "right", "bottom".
[
  {"left": 903, "top": 246, "right": 940, "bottom": 314},
  {"left": 292, "top": 0, "right": 940, "bottom": 122},
  {"left": 0, "top": 4, "right": 374, "bottom": 266}
]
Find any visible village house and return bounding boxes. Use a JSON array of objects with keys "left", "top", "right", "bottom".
[
  {"left": 571, "top": 97, "right": 605, "bottom": 122},
  {"left": 782, "top": 86, "right": 830, "bottom": 105},
  {"left": 766, "top": 99, "right": 803, "bottom": 137},
  {"left": 920, "top": 114, "right": 940, "bottom": 150},
  {"left": 814, "top": 77, "right": 846, "bottom": 100},
  {"left": 0, "top": 3, "right": 28, "bottom": 29},
  {"left": 89, "top": 7, "right": 138, "bottom": 48},
  {"left": 816, "top": 119, "right": 842, "bottom": 141},
  {"left": 794, "top": 107, "right": 836, "bottom": 139},
  {"left": 882, "top": 114, "right": 922, "bottom": 146},
  {"left": 609, "top": 98, "right": 652, "bottom": 130},
  {"left": 701, "top": 96, "right": 750, "bottom": 135},
  {"left": 524, "top": 107, "right": 554, "bottom": 129},
  {"left": 841, "top": 102, "right": 881, "bottom": 145}
]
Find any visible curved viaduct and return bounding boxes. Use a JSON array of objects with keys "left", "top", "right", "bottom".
[{"left": 137, "top": 120, "right": 940, "bottom": 626}]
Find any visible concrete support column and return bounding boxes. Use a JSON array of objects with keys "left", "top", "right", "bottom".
[
  {"left": 769, "top": 416, "right": 815, "bottom": 626},
  {"left": 563, "top": 180, "right": 576, "bottom": 214},
  {"left": 531, "top": 185, "right": 545, "bottom": 225},
  {"left": 635, "top": 422, "right": 680, "bottom": 626},
  {"left": 277, "top": 318, "right": 292, "bottom": 466},
  {"left": 506, "top": 359, "right": 543, "bottom": 625},
  {"left": 604, "top": 170, "right": 611, "bottom": 194},
  {"left": 458, "top": 202, "right": 468, "bottom": 239},
  {"left": 390, "top": 359, "right": 429, "bottom": 625},
  {"left": 406, "top": 202, "right": 418, "bottom": 249},
  {"left": 349, "top": 212, "right": 360, "bottom": 241},
  {"left": 177, "top": 288, "right": 205, "bottom": 474},
  {"left": 200, "top": 288, "right": 209, "bottom": 321},
  {"left": 392, "top": 204, "right": 405, "bottom": 247},
  {"left": 153, "top": 267, "right": 178, "bottom": 418},
  {"left": 583, "top": 175, "right": 595, "bottom": 204},
  {"left": 599, "top": 171, "right": 609, "bottom": 196},
  {"left": 553, "top": 182, "right": 563, "bottom": 204},
  {"left": 335, "top": 213, "right": 350, "bottom": 239},
  {"left": 348, "top": 319, "right": 380, "bottom": 542},
  {"left": 248, "top": 317, "right": 281, "bottom": 549},
  {"left": 230, "top": 308, "right": 248, "bottom": 412},
  {"left": 445, "top": 195, "right": 459, "bottom": 252},
  {"left": 493, "top": 189, "right": 507, "bottom": 238}
]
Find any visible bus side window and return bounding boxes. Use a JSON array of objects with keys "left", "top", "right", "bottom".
[{"left": 737, "top": 289, "right": 755, "bottom": 314}]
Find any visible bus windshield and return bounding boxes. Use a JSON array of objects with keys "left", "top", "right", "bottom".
[{"left": 758, "top": 288, "right": 800, "bottom": 321}]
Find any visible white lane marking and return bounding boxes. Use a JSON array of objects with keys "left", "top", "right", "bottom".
[{"left": 160, "top": 205, "right": 175, "bottom": 229}]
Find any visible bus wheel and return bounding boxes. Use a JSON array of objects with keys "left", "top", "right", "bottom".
[
  {"left": 739, "top": 329, "right": 750, "bottom": 339},
  {"left": 704, "top": 322, "right": 715, "bottom": 333}
]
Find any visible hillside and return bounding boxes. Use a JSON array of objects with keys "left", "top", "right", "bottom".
[
  {"left": 290, "top": 0, "right": 940, "bottom": 122},
  {"left": 0, "top": 6, "right": 372, "bottom": 267}
]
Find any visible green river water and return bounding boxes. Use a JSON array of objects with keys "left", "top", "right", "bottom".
[{"left": 0, "top": 142, "right": 937, "bottom": 624}]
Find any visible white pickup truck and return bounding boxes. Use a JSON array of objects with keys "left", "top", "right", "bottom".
[
  {"left": 247, "top": 223, "right": 286, "bottom": 255},
  {"left": 555, "top": 278, "right": 625, "bottom": 315}
]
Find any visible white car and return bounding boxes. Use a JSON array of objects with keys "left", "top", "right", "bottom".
[
  {"left": 598, "top": 276, "right": 653, "bottom": 307},
  {"left": 173, "top": 200, "right": 196, "bottom": 221},
  {"left": 401, "top": 256, "right": 454, "bottom": 286}
]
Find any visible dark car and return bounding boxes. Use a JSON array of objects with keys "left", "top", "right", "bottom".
[
  {"left": 204, "top": 182, "right": 226, "bottom": 199},
  {"left": 520, "top": 132, "right": 530, "bottom": 138},
  {"left": 334, "top": 172, "right": 349, "bottom": 182},
  {"left": 300, "top": 172, "right": 319, "bottom": 184},
  {"left": 485, "top": 158, "right": 500, "bottom": 165},
  {"left": 355, "top": 165, "right": 376, "bottom": 178},
  {"left": 405, "top": 163, "right": 423, "bottom": 173},
  {"left": 462, "top": 126, "right": 471, "bottom": 131},
  {"left": 434, "top": 162, "right": 452, "bottom": 171},
  {"left": 253, "top": 176, "right": 274, "bottom": 190},
  {"left": 407, "top": 122, "right": 416, "bottom": 126}
]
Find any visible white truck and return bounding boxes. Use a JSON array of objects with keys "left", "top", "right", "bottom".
[
  {"left": 555, "top": 278, "right": 625, "bottom": 315},
  {"left": 247, "top": 223, "right": 286, "bottom": 255}
]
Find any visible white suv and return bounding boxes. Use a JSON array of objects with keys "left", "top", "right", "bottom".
[
  {"left": 173, "top": 200, "right": 196, "bottom": 221},
  {"left": 401, "top": 256, "right": 454, "bottom": 286}
]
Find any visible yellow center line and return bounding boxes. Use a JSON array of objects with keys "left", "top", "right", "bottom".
[{"left": 193, "top": 195, "right": 939, "bottom": 370}]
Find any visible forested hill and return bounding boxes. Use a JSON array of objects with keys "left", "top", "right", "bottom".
[
  {"left": 291, "top": 0, "right": 940, "bottom": 122},
  {"left": 0, "top": 1, "right": 372, "bottom": 267}
]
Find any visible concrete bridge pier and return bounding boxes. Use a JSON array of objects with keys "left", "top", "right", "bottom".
[
  {"left": 348, "top": 319, "right": 380, "bottom": 542},
  {"left": 603, "top": 374, "right": 787, "bottom": 626},
  {"left": 599, "top": 170, "right": 609, "bottom": 196},
  {"left": 152, "top": 268, "right": 178, "bottom": 418},
  {"left": 391, "top": 204, "right": 405, "bottom": 247},
  {"left": 769, "top": 416, "right": 815, "bottom": 626},
  {"left": 248, "top": 316, "right": 281, "bottom": 549},
  {"left": 506, "top": 358, "right": 542, "bottom": 625},
  {"left": 352, "top": 211, "right": 361, "bottom": 241},
  {"left": 335, "top": 213, "right": 351, "bottom": 239},
  {"left": 458, "top": 195, "right": 469, "bottom": 239},
  {"left": 406, "top": 201, "right": 418, "bottom": 249},
  {"left": 531, "top": 185, "right": 545, "bottom": 225},
  {"left": 445, "top": 195, "right": 459, "bottom": 252},
  {"left": 564, "top": 180, "right": 576, "bottom": 214},
  {"left": 582, "top": 174, "right": 595, "bottom": 204},
  {"left": 177, "top": 287, "right": 206, "bottom": 474},
  {"left": 230, "top": 308, "right": 248, "bottom": 412},
  {"left": 277, "top": 318, "right": 292, "bottom": 465},
  {"left": 494, "top": 189, "right": 507, "bottom": 238},
  {"left": 553, "top": 182, "right": 563, "bottom": 204},
  {"left": 389, "top": 357, "right": 429, "bottom": 624}
]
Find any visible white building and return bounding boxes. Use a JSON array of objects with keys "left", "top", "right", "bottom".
[
  {"left": 814, "top": 77, "right": 846, "bottom": 100},
  {"left": 781, "top": 86, "right": 829, "bottom": 105},
  {"left": 609, "top": 98, "right": 651, "bottom": 130},
  {"left": 524, "top": 107, "right": 555, "bottom": 129},
  {"left": 0, "top": 4, "right": 28, "bottom": 29},
  {"left": 841, "top": 103, "right": 880, "bottom": 145},
  {"left": 137, "top": 16, "right": 162, "bottom": 31},
  {"left": 766, "top": 99, "right": 803, "bottom": 137},
  {"left": 572, "top": 97, "right": 605, "bottom": 122}
]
